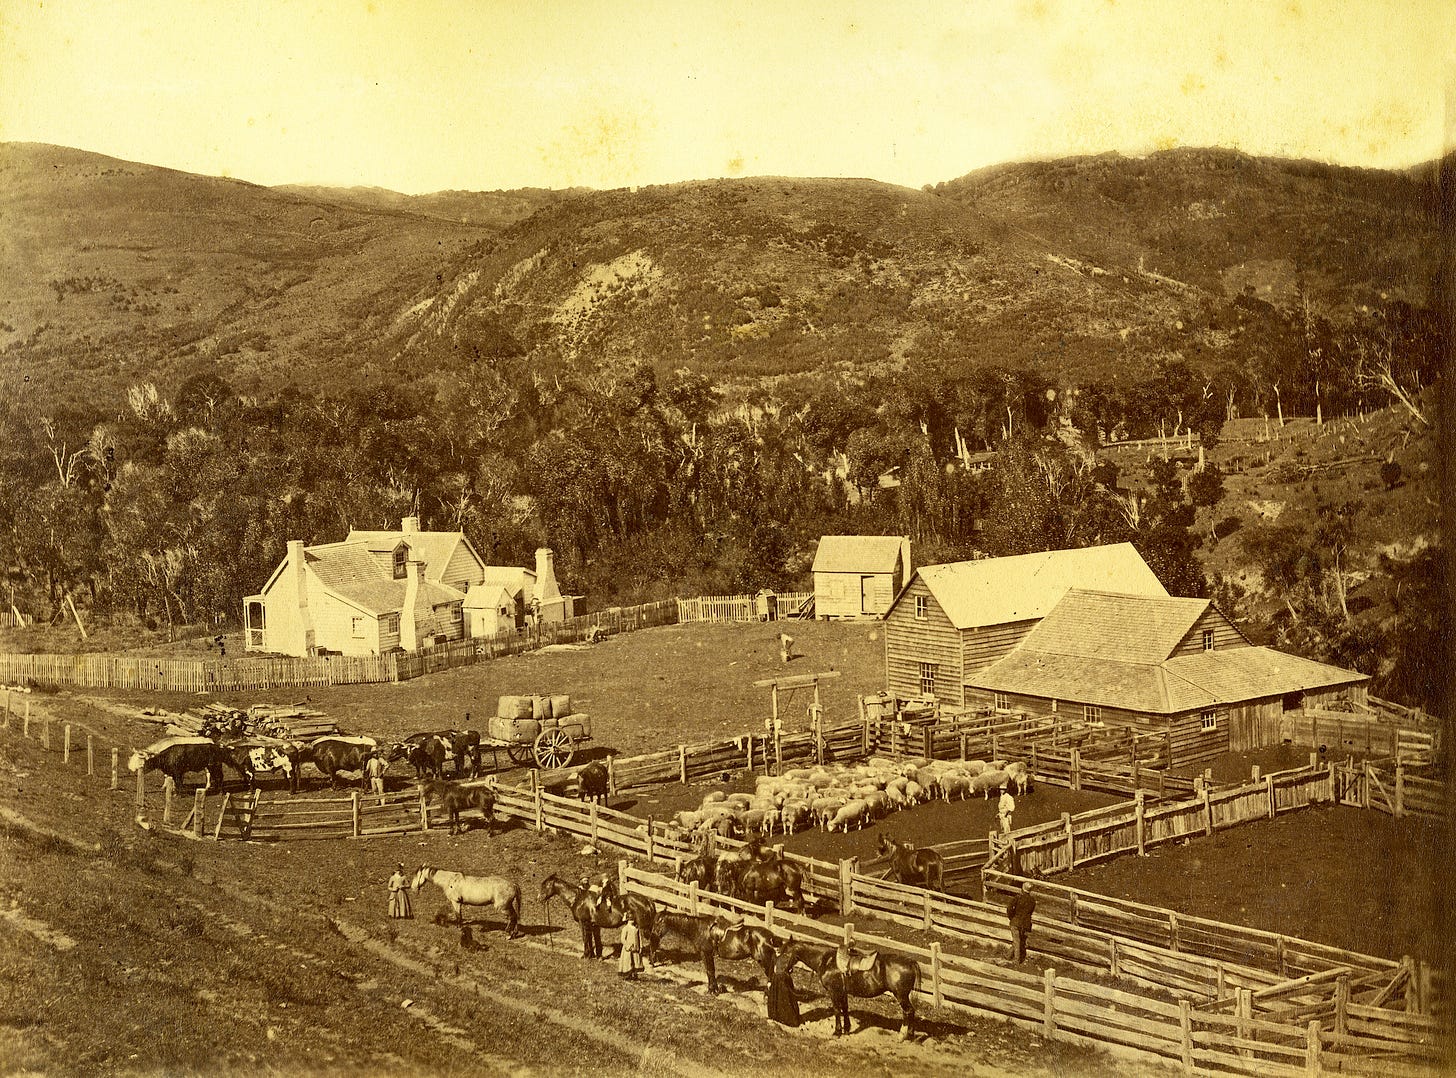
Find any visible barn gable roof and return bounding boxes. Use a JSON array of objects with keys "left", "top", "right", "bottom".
[
  {"left": 1016, "top": 590, "right": 1211, "bottom": 665},
  {"left": 893, "top": 543, "right": 1168, "bottom": 630},
  {"left": 305, "top": 542, "right": 465, "bottom": 617},
  {"left": 812, "top": 535, "right": 908, "bottom": 574}
]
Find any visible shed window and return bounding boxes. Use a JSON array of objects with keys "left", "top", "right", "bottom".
[
  {"left": 382, "top": 613, "right": 400, "bottom": 635},
  {"left": 914, "top": 595, "right": 929, "bottom": 620},
  {"left": 392, "top": 543, "right": 409, "bottom": 580},
  {"left": 993, "top": 692, "right": 1010, "bottom": 711},
  {"left": 1202, "top": 629, "right": 1215, "bottom": 651},
  {"left": 919, "top": 662, "right": 938, "bottom": 697},
  {"left": 1201, "top": 709, "right": 1217, "bottom": 731},
  {"left": 1084, "top": 704, "right": 1102, "bottom": 723},
  {"left": 351, "top": 617, "right": 365, "bottom": 639}
]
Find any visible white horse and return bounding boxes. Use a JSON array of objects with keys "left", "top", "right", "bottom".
[{"left": 411, "top": 866, "right": 522, "bottom": 937}]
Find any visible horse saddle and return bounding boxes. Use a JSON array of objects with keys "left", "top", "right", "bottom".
[{"left": 835, "top": 947, "right": 878, "bottom": 974}]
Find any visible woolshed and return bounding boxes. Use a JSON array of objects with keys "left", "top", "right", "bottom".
[
  {"left": 244, "top": 516, "right": 573, "bottom": 657},
  {"left": 963, "top": 589, "right": 1369, "bottom": 764},
  {"left": 882, "top": 543, "right": 1169, "bottom": 704},
  {"left": 812, "top": 535, "right": 912, "bottom": 619}
]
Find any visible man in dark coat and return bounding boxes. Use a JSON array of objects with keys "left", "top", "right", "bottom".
[{"left": 1007, "top": 881, "right": 1036, "bottom": 963}]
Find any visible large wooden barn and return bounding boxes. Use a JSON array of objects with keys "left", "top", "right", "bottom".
[
  {"left": 882, "top": 543, "right": 1168, "bottom": 704},
  {"left": 812, "top": 535, "right": 912, "bottom": 619},
  {"left": 963, "top": 589, "right": 1369, "bottom": 763}
]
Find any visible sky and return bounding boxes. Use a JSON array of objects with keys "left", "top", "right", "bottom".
[{"left": 1, "top": 0, "right": 1451, "bottom": 194}]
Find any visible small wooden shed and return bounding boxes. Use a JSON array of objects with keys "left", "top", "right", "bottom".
[{"left": 812, "top": 535, "right": 911, "bottom": 620}]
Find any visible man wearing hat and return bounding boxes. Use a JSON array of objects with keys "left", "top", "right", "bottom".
[
  {"left": 1006, "top": 881, "right": 1036, "bottom": 963},
  {"left": 388, "top": 863, "right": 413, "bottom": 919}
]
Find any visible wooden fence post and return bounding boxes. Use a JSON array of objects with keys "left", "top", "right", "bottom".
[
  {"left": 42, "top": 717, "right": 50, "bottom": 749},
  {"left": 606, "top": 754, "right": 616, "bottom": 797},
  {"left": 1134, "top": 791, "right": 1146, "bottom": 855},
  {"left": 929, "top": 940, "right": 943, "bottom": 1007},
  {"left": 192, "top": 789, "right": 206, "bottom": 837},
  {"left": 214, "top": 793, "right": 230, "bottom": 840},
  {"left": 1042, "top": 969, "right": 1057, "bottom": 1037},
  {"left": 838, "top": 858, "right": 855, "bottom": 915},
  {"left": 1334, "top": 974, "right": 1349, "bottom": 1035},
  {"left": 590, "top": 803, "right": 600, "bottom": 847},
  {"left": 86, "top": 734, "right": 94, "bottom": 776},
  {"left": 418, "top": 788, "right": 429, "bottom": 832},
  {"left": 618, "top": 859, "right": 629, "bottom": 896},
  {"left": 922, "top": 889, "right": 933, "bottom": 931},
  {"left": 1179, "top": 999, "right": 1194, "bottom": 1073},
  {"left": 1266, "top": 774, "right": 1276, "bottom": 818},
  {"left": 1202, "top": 786, "right": 1213, "bottom": 836},
  {"left": 1394, "top": 763, "right": 1405, "bottom": 817},
  {"left": 678, "top": 745, "right": 687, "bottom": 784},
  {"left": 1304, "top": 1020, "right": 1321, "bottom": 1076},
  {"left": 136, "top": 765, "right": 147, "bottom": 809},
  {"left": 689, "top": 881, "right": 700, "bottom": 916},
  {"left": 351, "top": 791, "right": 361, "bottom": 838},
  {"left": 1169, "top": 912, "right": 1180, "bottom": 952},
  {"left": 112, "top": 748, "right": 120, "bottom": 790},
  {"left": 1070, "top": 747, "right": 1080, "bottom": 790},
  {"left": 163, "top": 780, "right": 174, "bottom": 824},
  {"left": 959, "top": 731, "right": 967, "bottom": 762},
  {"left": 1236, "top": 988, "right": 1252, "bottom": 1062},
  {"left": 63, "top": 724, "right": 71, "bottom": 764},
  {"left": 2, "top": 687, "right": 7, "bottom": 730},
  {"left": 22, "top": 702, "right": 29, "bottom": 738},
  {"left": 1108, "top": 935, "right": 1120, "bottom": 976},
  {"left": 645, "top": 816, "right": 656, "bottom": 862},
  {"left": 1402, "top": 955, "right": 1417, "bottom": 1012},
  {"left": 1062, "top": 812, "right": 1074, "bottom": 870},
  {"left": 843, "top": 922, "right": 855, "bottom": 948}
]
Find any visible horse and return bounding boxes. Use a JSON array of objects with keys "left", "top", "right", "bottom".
[
  {"left": 649, "top": 912, "right": 777, "bottom": 995},
  {"left": 876, "top": 835, "right": 945, "bottom": 892},
  {"left": 421, "top": 779, "right": 496, "bottom": 835},
  {"left": 570, "top": 761, "right": 609, "bottom": 805},
  {"left": 676, "top": 850, "right": 717, "bottom": 892},
  {"left": 537, "top": 873, "right": 656, "bottom": 961},
  {"left": 733, "top": 854, "right": 806, "bottom": 913},
  {"left": 411, "top": 866, "right": 521, "bottom": 937},
  {"left": 774, "top": 939, "right": 919, "bottom": 1039}
]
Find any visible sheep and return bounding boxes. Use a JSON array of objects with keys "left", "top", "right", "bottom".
[
  {"left": 1005, "top": 761, "right": 1032, "bottom": 795},
  {"left": 829, "top": 799, "right": 871, "bottom": 832},
  {"left": 743, "top": 808, "right": 773, "bottom": 835},
  {"left": 904, "top": 780, "right": 926, "bottom": 804},
  {"left": 811, "top": 797, "right": 846, "bottom": 829},
  {"left": 673, "top": 809, "right": 704, "bottom": 831},
  {"left": 963, "top": 760, "right": 988, "bottom": 777},
  {"left": 864, "top": 790, "right": 890, "bottom": 819},
  {"left": 702, "top": 790, "right": 728, "bottom": 804},
  {"left": 781, "top": 801, "right": 811, "bottom": 834},
  {"left": 941, "top": 774, "right": 972, "bottom": 801},
  {"left": 970, "top": 769, "right": 1009, "bottom": 798}
]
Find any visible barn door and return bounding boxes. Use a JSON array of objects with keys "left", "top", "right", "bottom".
[
  {"left": 860, "top": 575, "right": 875, "bottom": 614},
  {"left": 1228, "top": 705, "right": 1257, "bottom": 752}
]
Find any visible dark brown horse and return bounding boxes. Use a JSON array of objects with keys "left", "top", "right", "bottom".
[
  {"left": 649, "top": 912, "right": 777, "bottom": 995},
  {"left": 876, "top": 835, "right": 945, "bottom": 892},
  {"left": 733, "top": 855, "right": 806, "bottom": 913},
  {"left": 774, "top": 939, "right": 919, "bottom": 1039},
  {"left": 537, "top": 874, "right": 656, "bottom": 961},
  {"left": 422, "top": 779, "right": 496, "bottom": 835}
]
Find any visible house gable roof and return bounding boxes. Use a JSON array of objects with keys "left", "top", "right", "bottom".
[
  {"left": 345, "top": 528, "right": 478, "bottom": 582},
  {"left": 305, "top": 542, "right": 464, "bottom": 616},
  {"left": 478, "top": 567, "right": 535, "bottom": 598},
  {"left": 892, "top": 543, "right": 1168, "bottom": 630},
  {"left": 812, "top": 535, "right": 907, "bottom": 574}
]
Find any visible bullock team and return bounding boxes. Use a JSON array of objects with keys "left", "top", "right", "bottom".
[{"left": 668, "top": 757, "right": 1032, "bottom": 842}]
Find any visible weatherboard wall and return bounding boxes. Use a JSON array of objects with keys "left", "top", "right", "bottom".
[
  {"left": 1168, "top": 606, "right": 1248, "bottom": 656},
  {"left": 814, "top": 571, "right": 896, "bottom": 618},
  {"left": 961, "top": 619, "right": 1038, "bottom": 675},
  {"left": 884, "top": 577, "right": 964, "bottom": 703}
]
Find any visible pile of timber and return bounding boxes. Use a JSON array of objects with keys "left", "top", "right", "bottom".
[
  {"left": 245, "top": 704, "right": 338, "bottom": 740},
  {"left": 134, "top": 706, "right": 211, "bottom": 737}
]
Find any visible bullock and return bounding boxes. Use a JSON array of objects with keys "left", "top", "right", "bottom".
[
  {"left": 444, "top": 729, "right": 483, "bottom": 779},
  {"left": 388, "top": 732, "right": 450, "bottom": 780},
  {"left": 128, "top": 737, "right": 241, "bottom": 793},
  {"left": 569, "top": 761, "right": 609, "bottom": 806},
  {"left": 224, "top": 741, "right": 301, "bottom": 793},
  {"left": 301, "top": 736, "right": 378, "bottom": 789}
]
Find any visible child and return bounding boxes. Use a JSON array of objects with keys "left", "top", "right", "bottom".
[{"left": 618, "top": 911, "right": 643, "bottom": 980}]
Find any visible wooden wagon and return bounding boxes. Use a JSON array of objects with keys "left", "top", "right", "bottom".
[{"left": 486, "top": 694, "right": 591, "bottom": 769}]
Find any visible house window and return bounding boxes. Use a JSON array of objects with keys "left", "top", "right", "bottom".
[
  {"left": 382, "top": 613, "right": 400, "bottom": 636},
  {"left": 993, "top": 692, "right": 1010, "bottom": 711},
  {"left": 1084, "top": 704, "right": 1102, "bottom": 723},
  {"left": 351, "top": 617, "right": 365, "bottom": 639},
  {"left": 1202, "top": 629, "right": 1215, "bottom": 651},
  {"left": 919, "top": 662, "right": 938, "bottom": 697},
  {"left": 914, "top": 595, "right": 929, "bottom": 620},
  {"left": 1201, "top": 709, "right": 1217, "bottom": 731},
  {"left": 449, "top": 602, "right": 462, "bottom": 624},
  {"left": 392, "top": 543, "right": 409, "bottom": 580}
]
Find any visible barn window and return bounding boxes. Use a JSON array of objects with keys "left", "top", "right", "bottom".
[
  {"left": 392, "top": 543, "right": 409, "bottom": 580},
  {"left": 1202, "top": 629, "right": 1215, "bottom": 651},
  {"left": 914, "top": 595, "right": 929, "bottom": 620},
  {"left": 351, "top": 617, "right": 365, "bottom": 639},
  {"left": 993, "top": 692, "right": 1010, "bottom": 711},
  {"left": 1084, "top": 704, "right": 1102, "bottom": 723},
  {"left": 382, "top": 613, "right": 400, "bottom": 636},
  {"left": 919, "top": 662, "right": 938, "bottom": 696},
  {"left": 1201, "top": 709, "right": 1217, "bottom": 731}
]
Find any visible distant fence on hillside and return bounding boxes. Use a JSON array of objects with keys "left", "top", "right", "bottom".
[
  {"left": 0, "top": 599, "right": 679, "bottom": 693},
  {"left": 676, "top": 591, "right": 812, "bottom": 623}
]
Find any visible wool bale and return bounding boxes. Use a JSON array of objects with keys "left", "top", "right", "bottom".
[
  {"left": 498, "top": 695, "right": 535, "bottom": 720},
  {"left": 532, "top": 695, "right": 553, "bottom": 721},
  {"left": 550, "top": 694, "right": 572, "bottom": 718}
]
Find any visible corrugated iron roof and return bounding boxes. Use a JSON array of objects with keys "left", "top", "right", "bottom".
[
  {"left": 478, "top": 567, "right": 535, "bottom": 598},
  {"left": 812, "top": 535, "right": 908, "bottom": 573},
  {"left": 1018, "top": 589, "right": 1210, "bottom": 664},
  {"left": 906, "top": 543, "right": 1168, "bottom": 629}
]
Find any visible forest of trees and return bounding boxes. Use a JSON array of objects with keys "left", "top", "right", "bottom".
[{"left": 0, "top": 295, "right": 1443, "bottom": 709}]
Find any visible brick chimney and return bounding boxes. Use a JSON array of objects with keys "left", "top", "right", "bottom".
[
  {"left": 401, "top": 515, "right": 420, "bottom": 534},
  {"left": 400, "top": 559, "right": 422, "bottom": 650},
  {"left": 288, "top": 540, "right": 315, "bottom": 655}
]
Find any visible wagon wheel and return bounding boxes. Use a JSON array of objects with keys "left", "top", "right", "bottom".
[
  {"left": 533, "top": 728, "right": 575, "bottom": 769},
  {"left": 506, "top": 743, "right": 534, "bottom": 765}
]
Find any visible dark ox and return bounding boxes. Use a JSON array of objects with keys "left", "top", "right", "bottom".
[
  {"left": 302, "top": 737, "right": 378, "bottom": 789},
  {"left": 570, "top": 761, "right": 609, "bottom": 805},
  {"left": 389, "top": 733, "right": 449, "bottom": 779},
  {"left": 128, "top": 741, "right": 241, "bottom": 793}
]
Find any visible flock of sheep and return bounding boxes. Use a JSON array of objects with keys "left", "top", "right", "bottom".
[{"left": 669, "top": 757, "right": 1032, "bottom": 839}]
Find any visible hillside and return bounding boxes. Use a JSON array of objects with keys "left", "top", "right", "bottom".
[{"left": 0, "top": 143, "right": 1442, "bottom": 411}]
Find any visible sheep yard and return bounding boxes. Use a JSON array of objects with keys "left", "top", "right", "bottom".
[{"left": 1, "top": 618, "right": 1447, "bottom": 1075}]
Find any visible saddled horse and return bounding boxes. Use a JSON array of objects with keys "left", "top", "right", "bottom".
[
  {"left": 732, "top": 852, "right": 806, "bottom": 913},
  {"left": 876, "top": 834, "right": 945, "bottom": 893},
  {"left": 537, "top": 873, "right": 656, "bottom": 961},
  {"left": 774, "top": 939, "right": 919, "bottom": 1039},
  {"left": 411, "top": 866, "right": 521, "bottom": 937},
  {"left": 421, "top": 778, "right": 496, "bottom": 835},
  {"left": 649, "top": 912, "right": 777, "bottom": 995}
]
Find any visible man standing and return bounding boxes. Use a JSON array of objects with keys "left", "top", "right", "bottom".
[
  {"left": 1007, "top": 881, "right": 1036, "bottom": 963},
  {"left": 365, "top": 752, "right": 387, "bottom": 797},
  {"left": 997, "top": 786, "right": 1016, "bottom": 834}
]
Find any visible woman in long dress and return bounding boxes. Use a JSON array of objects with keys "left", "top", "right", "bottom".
[
  {"left": 766, "top": 969, "right": 800, "bottom": 1027},
  {"left": 617, "top": 912, "right": 643, "bottom": 980},
  {"left": 388, "top": 863, "right": 413, "bottom": 919}
]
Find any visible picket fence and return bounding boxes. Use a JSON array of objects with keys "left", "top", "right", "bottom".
[
  {"left": 621, "top": 862, "right": 1443, "bottom": 1077},
  {"left": 675, "top": 591, "right": 812, "bottom": 624}
]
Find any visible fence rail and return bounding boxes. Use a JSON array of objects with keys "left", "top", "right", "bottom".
[{"left": 1284, "top": 709, "right": 1440, "bottom": 763}]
